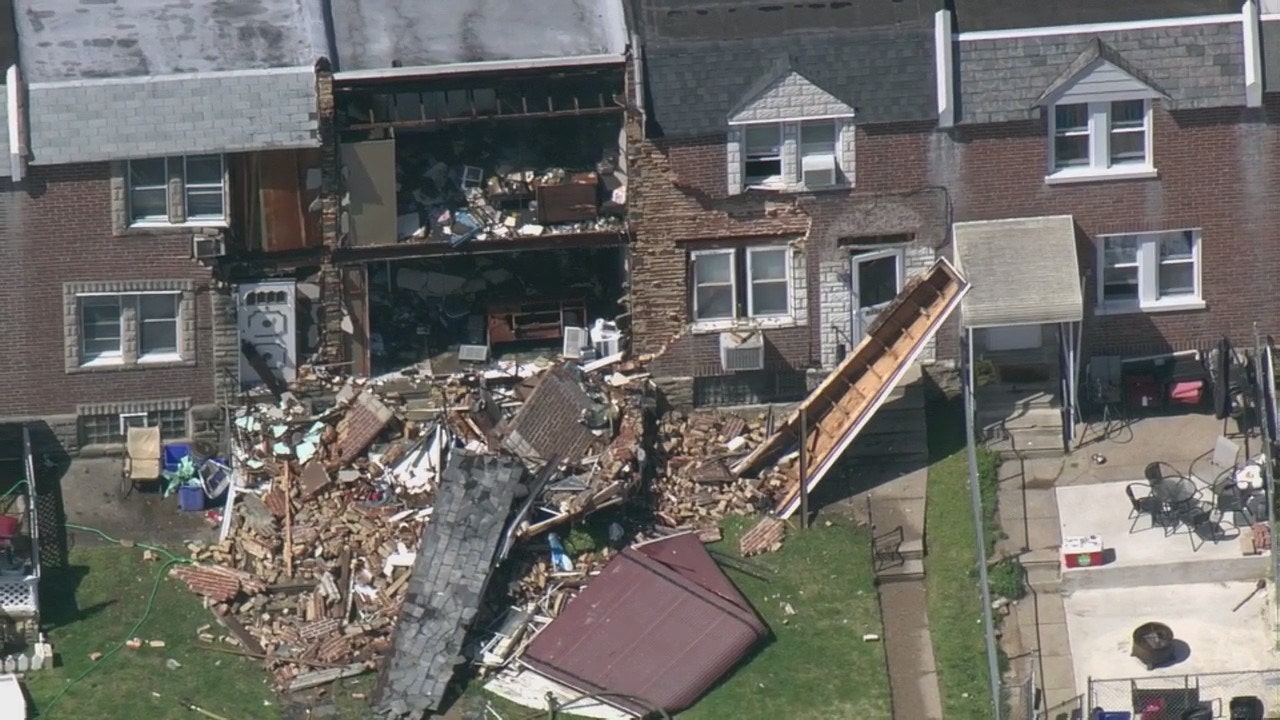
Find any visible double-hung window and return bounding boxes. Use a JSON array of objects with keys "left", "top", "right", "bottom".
[
  {"left": 1049, "top": 100, "right": 1152, "bottom": 181},
  {"left": 1098, "top": 230, "right": 1202, "bottom": 313},
  {"left": 127, "top": 154, "right": 226, "bottom": 226},
  {"left": 78, "top": 292, "right": 184, "bottom": 366},
  {"left": 691, "top": 246, "right": 793, "bottom": 325},
  {"left": 743, "top": 126, "right": 784, "bottom": 187}
]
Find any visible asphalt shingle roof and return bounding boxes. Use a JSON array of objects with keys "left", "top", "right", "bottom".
[
  {"left": 951, "top": 0, "right": 1242, "bottom": 33},
  {"left": 644, "top": 28, "right": 937, "bottom": 139},
  {"left": 957, "top": 21, "right": 1245, "bottom": 124}
]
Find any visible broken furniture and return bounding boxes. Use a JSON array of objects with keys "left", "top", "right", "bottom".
[
  {"left": 1131, "top": 622, "right": 1177, "bottom": 670},
  {"left": 487, "top": 298, "right": 586, "bottom": 346},
  {"left": 535, "top": 172, "right": 599, "bottom": 224},
  {"left": 122, "top": 426, "right": 162, "bottom": 494}
]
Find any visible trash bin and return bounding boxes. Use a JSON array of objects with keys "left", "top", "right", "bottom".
[
  {"left": 177, "top": 485, "right": 205, "bottom": 512},
  {"left": 163, "top": 443, "right": 193, "bottom": 473},
  {"left": 1230, "top": 696, "right": 1265, "bottom": 720},
  {"left": 1092, "top": 710, "right": 1131, "bottom": 720}
]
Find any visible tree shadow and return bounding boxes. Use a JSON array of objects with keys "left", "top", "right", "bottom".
[{"left": 37, "top": 564, "right": 115, "bottom": 631}]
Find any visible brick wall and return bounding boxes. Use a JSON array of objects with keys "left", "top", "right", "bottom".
[
  {"left": 934, "top": 100, "right": 1280, "bottom": 358},
  {"left": 0, "top": 163, "right": 219, "bottom": 426},
  {"left": 629, "top": 118, "right": 950, "bottom": 398}
]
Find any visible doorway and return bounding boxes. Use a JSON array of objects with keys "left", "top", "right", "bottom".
[{"left": 851, "top": 249, "right": 905, "bottom": 341}]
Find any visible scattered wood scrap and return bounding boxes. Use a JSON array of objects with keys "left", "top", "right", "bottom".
[{"left": 739, "top": 517, "right": 786, "bottom": 557}]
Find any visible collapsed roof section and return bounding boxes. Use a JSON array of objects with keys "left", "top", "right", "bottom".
[{"left": 521, "top": 532, "right": 770, "bottom": 715}]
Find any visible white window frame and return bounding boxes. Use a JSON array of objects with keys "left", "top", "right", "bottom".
[
  {"left": 127, "top": 158, "right": 169, "bottom": 224},
  {"left": 183, "top": 155, "right": 227, "bottom": 223},
  {"left": 1046, "top": 99, "right": 1156, "bottom": 184},
  {"left": 743, "top": 125, "right": 784, "bottom": 188},
  {"left": 1096, "top": 229, "right": 1204, "bottom": 315},
  {"left": 690, "top": 245, "right": 797, "bottom": 331},
  {"left": 80, "top": 296, "right": 123, "bottom": 365},
  {"left": 746, "top": 246, "right": 793, "bottom": 317},
  {"left": 127, "top": 154, "right": 228, "bottom": 228},
  {"left": 77, "top": 291, "right": 185, "bottom": 367},
  {"left": 691, "top": 249, "right": 737, "bottom": 322}
]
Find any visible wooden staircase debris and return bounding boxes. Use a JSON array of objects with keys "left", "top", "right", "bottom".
[{"left": 732, "top": 259, "right": 971, "bottom": 519}]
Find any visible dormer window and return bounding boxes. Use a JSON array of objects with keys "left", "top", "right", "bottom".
[
  {"left": 744, "top": 125, "right": 784, "bottom": 187},
  {"left": 1038, "top": 39, "right": 1164, "bottom": 185},
  {"left": 1051, "top": 100, "right": 1150, "bottom": 175}
]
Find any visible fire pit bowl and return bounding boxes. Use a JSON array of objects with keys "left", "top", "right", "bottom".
[{"left": 1132, "top": 621, "right": 1176, "bottom": 670}]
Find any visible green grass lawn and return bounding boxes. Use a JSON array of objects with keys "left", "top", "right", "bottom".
[
  {"left": 680, "top": 515, "right": 890, "bottom": 720},
  {"left": 924, "top": 396, "right": 1003, "bottom": 720},
  {"left": 24, "top": 545, "right": 374, "bottom": 720}
]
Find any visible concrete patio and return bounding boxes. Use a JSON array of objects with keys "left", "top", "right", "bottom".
[
  {"left": 1056, "top": 481, "right": 1269, "bottom": 591},
  {"left": 1066, "top": 582, "right": 1280, "bottom": 713}
]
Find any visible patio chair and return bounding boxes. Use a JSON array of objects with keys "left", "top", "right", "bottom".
[
  {"left": 122, "top": 426, "right": 162, "bottom": 496},
  {"left": 1189, "top": 435, "right": 1241, "bottom": 490},
  {"left": 1126, "top": 483, "right": 1172, "bottom": 534},
  {"left": 1179, "top": 498, "right": 1236, "bottom": 551}
]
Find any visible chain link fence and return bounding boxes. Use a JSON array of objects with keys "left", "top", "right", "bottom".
[
  {"left": 1089, "top": 671, "right": 1280, "bottom": 717},
  {"left": 1001, "top": 674, "right": 1037, "bottom": 720}
]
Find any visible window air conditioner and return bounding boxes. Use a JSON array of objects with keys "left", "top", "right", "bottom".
[
  {"left": 563, "top": 326, "right": 590, "bottom": 359},
  {"left": 719, "top": 331, "right": 765, "bottom": 372},
  {"left": 192, "top": 234, "right": 226, "bottom": 260},
  {"left": 801, "top": 154, "right": 838, "bottom": 188},
  {"left": 590, "top": 319, "right": 622, "bottom": 358}
]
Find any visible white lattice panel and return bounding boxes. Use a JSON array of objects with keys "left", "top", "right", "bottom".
[{"left": 0, "top": 577, "right": 35, "bottom": 612}]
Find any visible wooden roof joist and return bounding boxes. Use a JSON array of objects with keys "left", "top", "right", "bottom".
[{"left": 731, "top": 258, "right": 970, "bottom": 520}]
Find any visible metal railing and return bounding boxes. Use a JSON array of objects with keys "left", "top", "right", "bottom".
[{"left": 1090, "top": 670, "right": 1280, "bottom": 717}]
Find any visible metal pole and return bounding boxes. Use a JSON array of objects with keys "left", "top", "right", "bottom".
[
  {"left": 963, "top": 327, "right": 1003, "bottom": 720},
  {"left": 799, "top": 407, "right": 809, "bottom": 529},
  {"left": 1254, "top": 324, "right": 1279, "bottom": 645}
]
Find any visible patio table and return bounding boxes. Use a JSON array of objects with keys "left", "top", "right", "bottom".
[{"left": 1152, "top": 476, "right": 1197, "bottom": 511}]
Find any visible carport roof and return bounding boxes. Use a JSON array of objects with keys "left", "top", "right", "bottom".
[{"left": 953, "top": 215, "right": 1083, "bottom": 328}]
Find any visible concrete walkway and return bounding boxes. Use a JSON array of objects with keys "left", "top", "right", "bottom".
[
  {"left": 996, "top": 456, "right": 1082, "bottom": 716},
  {"left": 859, "top": 370, "right": 945, "bottom": 720}
]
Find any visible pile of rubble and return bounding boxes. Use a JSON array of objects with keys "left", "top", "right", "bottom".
[
  {"left": 169, "top": 358, "right": 656, "bottom": 691},
  {"left": 653, "top": 410, "right": 775, "bottom": 529}
]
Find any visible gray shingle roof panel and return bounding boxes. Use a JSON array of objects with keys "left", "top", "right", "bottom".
[
  {"left": 27, "top": 69, "right": 320, "bottom": 165},
  {"left": 957, "top": 22, "right": 1245, "bottom": 124},
  {"left": 646, "top": 28, "right": 937, "bottom": 138}
]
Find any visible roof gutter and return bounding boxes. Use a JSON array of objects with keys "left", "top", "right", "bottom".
[
  {"left": 7, "top": 65, "right": 26, "bottom": 182},
  {"left": 332, "top": 53, "right": 627, "bottom": 83},
  {"left": 1243, "top": 0, "right": 1264, "bottom": 108},
  {"left": 935, "top": 9, "right": 955, "bottom": 129}
]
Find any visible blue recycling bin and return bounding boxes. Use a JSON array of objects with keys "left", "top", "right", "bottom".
[{"left": 163, "top": 442, "right": 193, "bottom": 472}]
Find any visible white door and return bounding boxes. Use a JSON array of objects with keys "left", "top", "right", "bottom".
[
  {"left": 237, "top": 281, "right": 297, "bottom": 388},
  {"left": 852, "top": 249, "right": 905, "bottom": 342},
  {"left": 984, "top": 324, "right": 1044, "bottom": 352}
]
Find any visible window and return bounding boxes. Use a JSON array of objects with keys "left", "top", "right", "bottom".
[
  {"left": 77, "top": 293, "right": 183, "bottom": 366},
  {"left": 78, "top": 409, "right": 189, "bottom": 447},
  {"left": 1049, "top": 100, "right": 1152, "bottom": 180},
  {"left": 81, "top": 296, "right": 123, "bottom": 362},
  {"left": 693, "top": 370, "right": 808, "bottom": 407},
  {"left": 127, "top": 155, "right": 226, "bottom": 225},
  {"left": 1098, "top": 230, "right": 1202, "bottom": 313},
  {"left": 691, "top": 246, "right": 793, "bottom": 325},
  {"left": 744, "top": 125, "right": 783, "bottom": 186}
]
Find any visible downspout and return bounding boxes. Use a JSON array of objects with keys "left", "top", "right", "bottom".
[
  {"left": 7, "top": 65, "right": 27, "bottom": 182},
  {"left": 934, "top": 9, "right": 956, "bottom": 129},
  {"left": 1244, "top": 0, "right": 1264, "bottom": 108}
]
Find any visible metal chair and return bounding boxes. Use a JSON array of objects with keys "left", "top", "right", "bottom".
[
  {"left": 121, "top": 426, "right": 162, "bottom": 496},
  {"left": 1180, "top": 498, "right": 1236, "bottom": 551},
  {"left": 1189, "top": 435, "right": 1241, "bottom": 490},
  {"left": 1126, "top": 483, "right": 1172, "bottom": 534}
]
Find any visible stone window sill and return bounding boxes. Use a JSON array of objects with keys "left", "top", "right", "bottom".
[
  {"left": 69, "top": 356, "right": 195, "bottom": 374},
  {"left": 1095, "top": 299, "right": 1206, "bottom": 316},
  {"left": 1044, "top": 166, "right": 1158, "bottom": 185},
  {"left": 691, "top": 316, "right": 802, "bottom": 335}
]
